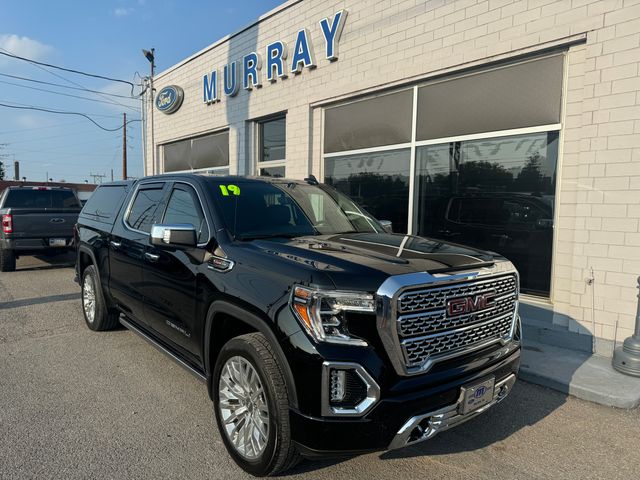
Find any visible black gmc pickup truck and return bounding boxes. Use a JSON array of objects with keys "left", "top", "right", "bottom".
[{"left": 75, "top": 174, "right": 521, "bottom": 476}]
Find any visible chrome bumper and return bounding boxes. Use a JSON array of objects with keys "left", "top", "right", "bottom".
[{"left": 388, "top": 373, "right": 517, "bottom": 450}]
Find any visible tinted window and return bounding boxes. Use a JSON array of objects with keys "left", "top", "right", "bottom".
[
  {"left": 163, "top": 187, "right": 209, "bottom": 242},
  {"left": 4, "top": 189, "right": 81, "bottom": 208},
  {"left": 414, "top": 131, "right": 558, "bottom": 296},
  {"left": 81, "top": 185, "right": 127, "bottom": 224},
  {"left": 127, "top": 187, "right": 164, "bottom": 233},
  {"left": 260, "top": 117, "right": 286, "bottom": 162},
  {"left": 324, "top": 148, "right": 411, "bottom": 233},
  {"left": 324, "top": 90, "right": 413, "bottom": 153},
  {"left": 163, "top": 131, "right": 229, "bottom": 172}
]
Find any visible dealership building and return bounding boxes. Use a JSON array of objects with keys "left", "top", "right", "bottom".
[{"left": 144, "top": 0, "right": 640, "bottom": 355}]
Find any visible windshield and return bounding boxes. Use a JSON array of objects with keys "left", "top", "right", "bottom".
[{"left": 212, "top": 181, "right": 384, "bottom": 240}]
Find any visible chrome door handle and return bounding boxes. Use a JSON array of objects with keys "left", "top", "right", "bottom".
[
  {"left": 110, "top": 240, "right": 122, "bottom": 248},
  {"left": 144, "top": 252, "right": 160, "bottom": 262}
]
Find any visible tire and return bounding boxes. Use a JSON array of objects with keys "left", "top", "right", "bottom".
[
  {"left": 81, "top": 265, "right": 119, "bottom": 331},
  {"left": 213, "top": 333, "right": 301, "bottom": 476},
  {"left": 0, "top": 248, "right": 16, "bottom": 272}
]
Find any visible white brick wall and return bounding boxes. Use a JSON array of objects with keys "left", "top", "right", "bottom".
[{"left": 146, "top": 0, "right": 640, "bottom": 345}]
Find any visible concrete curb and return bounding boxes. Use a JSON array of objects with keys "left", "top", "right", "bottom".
[{"left": 519, "top": 341, "right": 640, "bottom": 409}]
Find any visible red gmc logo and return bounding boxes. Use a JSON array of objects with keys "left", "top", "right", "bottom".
[{"left": 447, "top": 293, "right": 496, "bottom": 317}]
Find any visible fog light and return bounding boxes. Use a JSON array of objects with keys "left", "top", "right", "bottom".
[{"left": 330, "top": 369, "right": 346, "bottom": 402}]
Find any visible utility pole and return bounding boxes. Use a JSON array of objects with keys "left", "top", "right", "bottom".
[
  {"left": 111, "top": 169, "right": 114, "bottom": 182},
  {"left": 122, "top": 112, "right": 128, "bottom": 180},
  {"left": 89, "top": 172, "right": 106, "bottom": 184}
]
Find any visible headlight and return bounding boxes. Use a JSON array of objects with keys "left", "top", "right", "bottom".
[{"left": 290, "top": 285, "right": 375, "bottom": 346}]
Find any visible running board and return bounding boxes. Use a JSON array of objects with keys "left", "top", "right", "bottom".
[{"left": 119, "top": 316, "right": 206, "bottom": 383}]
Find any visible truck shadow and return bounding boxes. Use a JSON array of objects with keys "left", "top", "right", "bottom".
[{"left": 14, "top": 253, "right": 75, "bottom": 272}]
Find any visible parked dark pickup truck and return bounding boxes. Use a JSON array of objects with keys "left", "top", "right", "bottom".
[
  {"left": 75, "top": 174, "right": 521, "bottom": 476},
  {"left": 0, "top": 186, "right": 82, "bottom": 271}
]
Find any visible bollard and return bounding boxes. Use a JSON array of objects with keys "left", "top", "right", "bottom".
[{"left": 612, "top": 276, "right": 640, "bottom": 377}]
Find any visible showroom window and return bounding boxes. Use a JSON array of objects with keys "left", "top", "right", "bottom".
[
  {"left": 325, "top": 149, "right": 411, "bottom": 233},
  {"left": 323, "top": 54, "right": 564, "bottom": 296},
  {"left": 163, "top": 130, "right": 229, "bottom": 174},
  {"left": 414, "top": 131, "right": 559, "bottom": 296},
  {"left": 257, "top": 115, "right": 286, "bottom": 178}
]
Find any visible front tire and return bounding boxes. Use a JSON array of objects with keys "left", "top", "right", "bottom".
[
  {"left": 0, "top": 248, "right": 16, "bottom": 272},
  {"left": 81, "top": 265, "right": 119, "bottom": 331},
  {"left": 213, "top": 333, "right": 301, "bottom": 476}
]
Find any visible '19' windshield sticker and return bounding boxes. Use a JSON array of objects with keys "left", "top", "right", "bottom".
[{"left": 219, "top": 184, "right": 241, "bottom": 196}]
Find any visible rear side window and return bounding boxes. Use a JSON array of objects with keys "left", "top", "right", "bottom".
[
  {"left": 126, "top": 186, "right": 164, "bottom": 233},
  {"left": 81, "top": 185, "right": 127, "bottom": 224},
  {"left": 4, "top": 189, "right": 81, "bottom": 208}
]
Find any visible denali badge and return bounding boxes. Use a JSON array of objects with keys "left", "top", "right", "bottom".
[{"left": 446, "top": 293, "right": 496, "bottom": 317}]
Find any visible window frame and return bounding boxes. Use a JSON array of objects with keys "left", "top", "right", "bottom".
[{"left": 256, "top": 113, "right": 286, "bottom": 177}]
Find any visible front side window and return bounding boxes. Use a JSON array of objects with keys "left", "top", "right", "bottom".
[
  {"left": 127, "top": 186, "right": 164, "bottom": 233},
  {"left": 162, "top": 186, "right": 208, "bottom": 243},
  {"left": 414, "top": 131, "right": 558, "bottom": 296}
]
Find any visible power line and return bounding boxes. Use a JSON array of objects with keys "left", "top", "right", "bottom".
[
  {"left": 0, "top": 47, "right": 138, "bottom": 112},
  {"left": 0, "top": 72, "right": 136, "bottom": 99},
  {"left": 0, "top": 49, "right": 135, "bottom": 92},
  {"left": 0, "top": 102, "right": 141, "bottom": 132},
  {"left": 0, "top": 79, "right": 139, "bottom": 111}
]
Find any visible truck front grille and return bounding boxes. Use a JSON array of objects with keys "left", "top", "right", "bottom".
[{"left": 394, "top": 274, "right": 518, "bottom": 370}]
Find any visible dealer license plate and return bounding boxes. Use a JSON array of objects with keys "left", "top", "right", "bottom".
[
  {"left": 49, "top": 238, "right": 66, "bottom": 247},
  {"left": 460, "top": 377, "right": 495, "bottom": 415}
]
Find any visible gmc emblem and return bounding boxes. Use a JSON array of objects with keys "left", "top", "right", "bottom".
[{"left": 447, "top": 293, "right": 496, "bottom": 317}]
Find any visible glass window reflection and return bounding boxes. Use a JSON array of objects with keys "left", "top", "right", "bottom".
[{"left": 414, "top": 132, "right": 558, "bottom": 296}]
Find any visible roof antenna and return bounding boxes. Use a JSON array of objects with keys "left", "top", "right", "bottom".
[{"left": 304, "top": 174, "right": 319, "bottom": 185}]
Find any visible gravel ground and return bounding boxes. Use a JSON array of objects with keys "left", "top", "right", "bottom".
[{"left": 0, "top": 254, "right": 638, "bottom": 479}]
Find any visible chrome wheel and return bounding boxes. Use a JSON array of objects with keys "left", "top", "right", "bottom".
[
  {"left": 218, "top": 356, "right": 270, "bottom": 460},
  {"left": 83, "top": 275, "right": 96, "bottom": 324}
]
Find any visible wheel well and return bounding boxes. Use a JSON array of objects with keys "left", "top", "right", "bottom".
[
  {"left": 78, "top": 251, "right": 93, "bottom": 276},
  {"left": 209, "top": 312, "right": 258, "bottom": 367}
]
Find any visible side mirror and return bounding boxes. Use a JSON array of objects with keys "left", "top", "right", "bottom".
[
  {"left": 379, "top": 220, "right": 393, "bottom": 234},
  {"left": 150, "top": 224, "right": 198, "bottom": 248}
]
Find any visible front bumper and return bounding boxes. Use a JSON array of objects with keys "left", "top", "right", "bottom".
[{"left": 290, "top": 346, "right": 520, "bottom": 456}]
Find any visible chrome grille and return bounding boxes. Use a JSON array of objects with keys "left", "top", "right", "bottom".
[
  {"left": 398, "top": 275, "right": 516, "bottom": 314},
  {"left": 402, "top": 314, "right": 513, "bottom": 367},
  {"left": 394, "top": 274, "right": 518, "bottom": 370}
]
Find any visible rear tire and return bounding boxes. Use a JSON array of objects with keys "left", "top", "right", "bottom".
[
  {"left": 81, "top": 265, "right": 119, "bottom": 331},
  {"left": 0, "top": 248, "right": 16, "bottom": 272},
  {"left": 213, "top": 333, "right": 301, "bottom": 476}
]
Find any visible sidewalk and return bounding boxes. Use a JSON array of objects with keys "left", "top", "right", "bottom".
[{"left": 520, "top": 341, "right": 640, "bottom": 409}]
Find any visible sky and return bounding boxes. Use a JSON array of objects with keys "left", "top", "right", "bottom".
[{"left": 0, "top": 0, "right": 284, "bottom": 183}]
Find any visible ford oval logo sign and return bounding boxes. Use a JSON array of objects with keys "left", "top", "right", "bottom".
[{"left": 155, "top": 85, "right": 184, "bottom": 114}]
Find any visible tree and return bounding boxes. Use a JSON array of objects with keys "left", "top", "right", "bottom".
[{"left": 0, "top": 160, "right": 4, "bottom": 181}]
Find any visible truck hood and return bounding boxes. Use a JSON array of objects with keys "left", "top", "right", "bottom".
[{"left": 247, "top": 232, "right": 504, "bottom": 292}]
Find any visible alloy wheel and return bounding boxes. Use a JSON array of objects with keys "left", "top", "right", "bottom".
[
  {"left": 218, "top": 356, "right": 270, "bottom": 460},
  {"left": 83, "top": 275, "right": 96, "bottom": 324}
]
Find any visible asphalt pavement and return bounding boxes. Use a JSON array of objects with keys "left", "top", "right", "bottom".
[{"left": 0, "top": 254, "right": 639, "bottom": 479}]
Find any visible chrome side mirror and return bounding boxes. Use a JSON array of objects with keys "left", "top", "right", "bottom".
[
  {"left": 379, "top": 220, "right": 393, "bottom": 234},
  {"left": 150, "top": 224, "right": 197, "bottom": 248}
]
